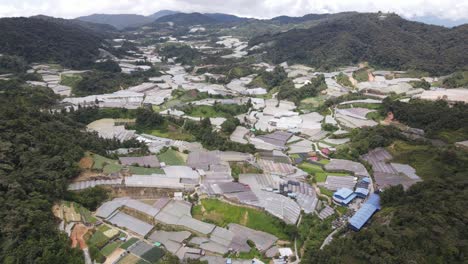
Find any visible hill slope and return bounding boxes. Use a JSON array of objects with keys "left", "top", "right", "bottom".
[
  {"left": 153, "top": 12, "right": 218, "bottom": 26},
  {"left": 0, "top": 17, "right": 106, "bottom": 68},
  {"left": 76, "top": 13, "right": 153, "bottom": 29},
  {"left": 250, "top": 13, "right": 468, "bottom": 74},
  {"left": 147, "top": 10, "right": 180, "bottom": 20}
]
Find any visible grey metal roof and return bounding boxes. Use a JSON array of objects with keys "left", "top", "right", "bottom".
[
  {"left": 163, "top": 166, "right": 200, "bottom": 179},
  {"left": 256, "top": 131, "right": 293, "bottom": 148},
  {"left": 325, "top": 159, "right": 370, "bottom": 177},
  {"left": 227, "top": 223, "right": 277, "bottom": 252},
  {"left": 187, "top": 151, "right": 220, "bottom": 170},
  {"left": 107, "top": 212, "right": 153, "bottom": 236},
  {"left": 95, "top": 197, "right": 129, "bottom": 218}
]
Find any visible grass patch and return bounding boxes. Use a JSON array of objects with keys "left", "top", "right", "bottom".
[
  {"left": 60, "top": 74, "right": 83, "bottom": 89},
  {"left": 101, "top": 241, "right": 122, "bottom": 257},
  {"left": 366, "top": 111, "right": 385, "bottom": 121},
  {"left": 120, "top": 237, "right": 139, "bottom": 250},
  {"left": 319, "top": 187, "right": 334, "bottom": 197},
  {"left": 88, "top": 231, "right": 110, "bottom": 248},
  {"left": 230, "top": 162, "right": 263, "bottom": 181},
  {"left": 144, "top": 122, "right": 195, "bottom": 141},
  {"left": 128, "top": 166, "right": 164, "bottom": 175},
  {"left": 299, "top": 95, "right": 327, "bottom": 111},
  {"left": 318, "top": 159, "right": 330, "bottom": 165},
  {"left": 140, "top": 247, "right": 165, "bottom": 263},
  {"left": 91, "top": 153, "right": 120, "bottom": 171},
  {"left": 298, "top": 163, "right": 324, "bottom": 174},
  {"left": 296, "top": 214, "right": 334, "bottom": 253},
  {"left": 181, "top": 104, "right": 249, "bottom": 118},
  {"left": 193, "top": 199, "right": 289, "bottom": 239},
  {"left": 157, "top": 149, "right": 186, "bottom": 165},
  {"left": 76, "top": 204, "right": 97, "bottom": 224},
  {"left": 335, "top": 206, "right": 348, "bottom": 216},
  {"left": 387, "top": 140, "right": 454, "bottom": 180},
  {"left": 103, "top": 163, "right": 123, "bottom": 174},
  {"left": 227, "top": 246, "right": 269, "bottom": 262},
  {"left": 97, "top": 225, "right": 110, "bottom": 233},
  {"left": 437, "top": 128, "right": 468, "bottom": 144},
  {"left": 353, "top": 68, "right": 369, "bottom": 82}
]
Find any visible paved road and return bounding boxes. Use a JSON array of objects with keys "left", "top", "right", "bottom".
[
  {"left": 320, "top": 225, "right": 345, "bottom": 250},
  {"left": 83, "top": 248, "right": 92, "bottom": 264}
]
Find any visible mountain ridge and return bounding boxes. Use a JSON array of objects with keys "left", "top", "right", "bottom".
[{"left": 249, "top": 13, "right": 468, "bottom": 74}]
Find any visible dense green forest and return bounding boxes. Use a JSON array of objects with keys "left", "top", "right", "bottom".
[
  {"left": 0, "top": 17, "right": 106, "bottom": 69},
  {"left": 278, "top": 74, "right": 327, "bottom": 104},
  {"left": 383, "top": 98, "right": 468, "bottom": 140},
  {"left": 0, "top": 80, "right": 141, "bottom": 263},
  {"left": 308, "top": 100, "right": 468, "bottom": 264},
  {"left": 249, "top": 13, "right": 468, "bottom": 74},
  {"left": 73, "top": 65, "right": 162, "bottom": 96}
]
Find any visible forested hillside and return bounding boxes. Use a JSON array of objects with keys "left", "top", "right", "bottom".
[
  {"left": 153, "top": 12, "right": 218, "bottom": 26},
  {"left": 0, "top": 17, "right": 106, "bottom": 68},
  {"left": 0, "top": 80, "right": 141, "bottom": 263},
  {"left": 249, "top": 13, "right": 468, "bottom": 74},
  {"left": 304, "top": 100, "right": 468, "bottom": 264}
]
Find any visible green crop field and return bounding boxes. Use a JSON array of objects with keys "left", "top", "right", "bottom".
[
  {"left": 319, "top": 187, "right": 334, "bottom": 197},
  {"left": 91, "top": 153, "right": 122, "bottom": 174},
  {"left": 298, "top": 162, "right": 325, "bottom": 174},
  {"left": 140, "top": 247, "right": 165, "bottom": 263},
  {"left": 101, "top": 241, "right": 122, "bottom": 256},
  {"left": 193, "top": 199, "right": 289, "bottom": 239},
  {"left": 315, "top": 172, "right": 349, "bottom": 182},
  {"left": 157, "top": 149, "right": 186, "bottom": 165},
  {"left": 128, "top": 166, "right": 164, "bottom": 175},
  {"left": 88, "top": 231, "right": 110, "bottom": 248},
  {"left": 120, "top": 237, "right": 139, "bottom": 250}
]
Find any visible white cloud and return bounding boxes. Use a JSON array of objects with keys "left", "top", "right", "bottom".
[{"left": 0, "top": 0, "right": 466, "bottom": 21}]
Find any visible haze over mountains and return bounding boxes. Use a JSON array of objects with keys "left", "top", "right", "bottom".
[
  {"left": 74, "top": 10, "right": 467, "bottom": 29},
  {"left": 1, "top": 10, "right": 465, "bottom": 75},
  {"left": 249, "top": 12, "right": 468, "bottom": 74},
  {"left": 76, "top": 10, "right": 179, "bottom": 29}
]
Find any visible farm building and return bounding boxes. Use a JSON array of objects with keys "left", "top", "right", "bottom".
[
  {"left": 348, "top": 193, "right": 381, "bottom": 231},
  {"left": 148, "top": 230, "right": 191, "bottom": 254},
  {"left": 107, "top": 211, "right": 153, "bottom": 236},
  {"left": 320, "top": 175, "right": 356, "bottom": 191},
  {"left": 125, "top": 174, "right": 192, "bottom": 189},
  {"left": 163, "top": 166, "right": 200, "bottom": 180},
  {"left": 362, "top": 148, "right": 421, "bottom": 190},
  {"left": 187, "top": 151, "right": 221, "bottom": 170},
  {"left": 230, "top": 126, "right": 249, "bottom": 144},
  {"left": 325, "top": 159, "right": 370, "bottom": 177},
  {"left": 332, "top": 188, "right": 357, "bottom": 206},
  {"left": 154, "top": 200, "right": 216, "bottom": 235},
  {"left": 255, "top": 131, "right": 293, "bottom": 149},
  {"left": 354, "top": 187, "right": 370, "bottom": 198}
]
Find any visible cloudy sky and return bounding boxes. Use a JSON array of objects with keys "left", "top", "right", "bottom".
[{"left": 1, "top": 0, "right": 467, "bottom": 24}]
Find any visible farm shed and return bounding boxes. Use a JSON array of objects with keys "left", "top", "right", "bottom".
[
  {"left": 325, "top": 159, "right": 370, "bottom": 177},
  {"left": 320, "top": 175, "right": 356, "bottom": 191},
  {"left": 107, "top": 211, "right": 153, "bottom": 236},
  {"left": 348, "top": 194, "right": 381, "bottom": 231}
]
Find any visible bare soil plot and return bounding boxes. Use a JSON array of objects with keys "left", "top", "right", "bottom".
[
  {"left": 64, "top": 203, "right": 81, "bottom": 222},
  {"left": 71, "top": 223, "right": 89, "bottom": 249},
  {"left": 104, "top": 248, "right": 125, "bottom": 264},
  {"left": 116, "top": 254, "right": 141, "bottom": 264},
  {"left": 79, "top": 156, "right": 94, "bottom": 169}
]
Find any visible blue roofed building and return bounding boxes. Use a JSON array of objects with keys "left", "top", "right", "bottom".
[
  {"left": 333, "top": 188, "right": 357, "bottom": 206},
  {"left": 348, "top": 193, "right": 381, "bottom": 231},
  {"left": 354, "top": 187, "right": 370, "bottom": 198}
]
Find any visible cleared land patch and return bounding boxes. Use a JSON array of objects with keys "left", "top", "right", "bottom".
[
  {"left": 157, "top": 149, "right": 186, "bottom": 165},
  {"left": 192, "top": 199, "right": 289, "bottom": 239}
]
